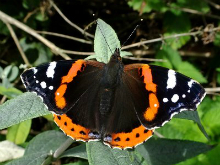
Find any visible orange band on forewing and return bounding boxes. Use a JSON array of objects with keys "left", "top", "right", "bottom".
[
  {"left": 53, "top": 114, "right": 90, "bottom": 141},
  {"left": 144, "top": 93, "right": 159, "bottom": 121},
  {"left": 107, "top": 125, "right": 154, "bottom": 149},
  {"left": 55, "top": 60, "right": 85, "bottom": 109},
  {"left": 140, "top": 65, "right": 160, "bottom": 121},
  {"left": 141, "top": 65, "right": 157, "bottom": 93},
  {"left": 62, "top": 60, "right": 85, "bottom": 84},
  {"left": 55, "top": 84, "right": 67, "bottom": 109}
]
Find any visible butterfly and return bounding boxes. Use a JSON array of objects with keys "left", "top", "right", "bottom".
[{"left": 21, "top": 48, "right": 206, "bottom": 149}]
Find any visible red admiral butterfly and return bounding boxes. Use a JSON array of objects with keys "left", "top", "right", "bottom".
[{"left": 21, "top": 48, "right": 205, "bottom": 149}]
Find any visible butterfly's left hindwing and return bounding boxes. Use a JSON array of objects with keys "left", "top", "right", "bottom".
[{"left": 124, "top": 64, "right": 206, "bottom": 129}]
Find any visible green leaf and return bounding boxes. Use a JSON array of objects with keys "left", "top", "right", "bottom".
[
  {"left": 0, "top": 92, "right": 50, "bottom": 130},
  {"left": 120, "top": 51, "right": 133, "bottom": 57},
  {"left": 0, "top": 66, "right": 3, "bottom": 78},
  {"left": 93, "top": 19, "right": 120, "bottom": 64},
  {"left": 175, "top": 111, "right": 210, "bottom": 141},
  {"left": 155, "top": 45, "right": 182, "bottom": 69},
  {"left": 128, "top": 0, "right": 151, "bottom": 13},
  {"left": 6, "top": 120, "right": 32, "bottom": 145},
  {"left": 177, "top": 62, "right": 207, "bottom": 83},
  {"left": 42, "top": 114, "right": 54, "bottom": 121},
  {"left": 61, "top": 144, "right": 87, "bottom": 159},
  {"left": 136, "top": 138, "right": 213, "bottom": 165},
  {"left": 0, "top": 140, "right": 24, "bottom": 163},
  {"left": 35, "top": 12, "right": 48, "bottom": 22},
  {"left": 154, "top": 51, "right": 173, "bottom": 69},
  {"left": 157, "top": 118, "right": 207, "bottom": 142},
  {"left": 163, "top": 12, "right": 191, "bottom": 49},
  {"left": 20, "top": 38, "right": 52, "bottom": 66},
  {"left": 7, "top": 66, "right": 19, "bottom": 82},
  {"left": 177, "top": 144, "right": 220, "bottom": 165},
  {"left": 87, "top": 141, "right": 147, "bottom": 165},
  {"left": 22, "top": 0, "right": 40, "bottom": 10},
  {"left": 63, "top": 160, "right": 89, "bottom": 165},
  {"left": 214, "top": 32, "right": 220, "bottom": 47},
  {"left": 5, "top": 152, "right": 48, "bottom": 165},
  {"left": 0, "top": 86, "right": 22, "bottom": 99},
  {"left": 6, "top": 131, "right": 68, "bottom": 165},
  {"left": 175, "top": 0, "right": 210, "bottom": 13},
  {"left": 1, "top": 65, "right": 19, "bottom": 82},
  {"left": 24, "top": 130, "right": 68, "bottom": 155},
  {"left": 198, "top": 96, "right": 220, "bottom": 138},
  {"left": 0, "top": 20, "right": 9, "bottom": 35},
  {"left": 128, "top": 0, "right": 168, "bottom": 13}
]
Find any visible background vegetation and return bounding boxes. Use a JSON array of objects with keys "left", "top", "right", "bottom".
[{"left": 0, "top": 0, "right": 220, "bottom": 164}]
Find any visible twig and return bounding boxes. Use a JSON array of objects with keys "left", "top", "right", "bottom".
[
  {"left": 130, "top": 49, "right": 213, "bottom": 58},
  {"left": 154, "top": 131, "right": 164, "bottom": 138},
  {"left": 122, "top": 56, "right": 167, "bottom": 62},
  {"left": 0, "top": 10, "right": 71, "bottom": 60},
  {"left": 49, "top": 0, "right": 94, "bottom": 38},
  {"left": 36, "top": 31, "right": 92, "bottom": 44},
  {"left": 203, "top": 0, "right": 220, "bottom": 10},
  {"left": 0, "top": 96, "right": 7, "bottom": 104},
  {"left": 205, "top": 87, "right": 220, "bottom": 92},
  {"left": 23, "top": 8, "right": 39, "bottom": 22},
  {"left": 53, "top": 137, "right": 73, "bottom": 158},
  {"left": 5, "top": 22, "right": 31, "bottom": 67},
  {"left": 169, "top": 5, "right": 220, "bottom": 20},
  {"left": 122, "top": 27, "right": 220, "bottom": 50},
  {"left": 61, "top": 50, "right": 94, "bottom": 55}
]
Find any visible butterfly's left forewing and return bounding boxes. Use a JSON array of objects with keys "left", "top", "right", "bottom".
[
  {"left": 124, "top": 64, "right": 206, "bottom": 129},
  {"left": 21, "top": 60, "right": 105, "bottom": 142},
  {"left": 21, "top": 60, "right": 104, "bottom": 114}
]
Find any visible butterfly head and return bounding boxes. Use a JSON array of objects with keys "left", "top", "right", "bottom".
[{"left": 109, "top": 48, "right": 122, "bottom": 63}]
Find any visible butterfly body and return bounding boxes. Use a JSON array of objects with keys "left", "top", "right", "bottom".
[{"left": 21, "top": 48, "right": 206, "bottom": 149}]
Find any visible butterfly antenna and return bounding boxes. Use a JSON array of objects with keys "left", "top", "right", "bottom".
[
  {"left": 120, "top": 19, "right": 143, "bottom": 49},
  {"left": 93, "top": 15, "right": 113, "bottom": 54}
]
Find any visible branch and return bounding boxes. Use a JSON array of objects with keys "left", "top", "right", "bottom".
[
  {"left": 203, "top": 0, "right": 220, "bottom": 10},
  {"left": 36, "top": 31, "right": 92, "bottom": 44},
  {"left": 122, "top": 26, "right": 220, "bottom": 50},
  {"left": 205, "top": 87, "right": 220, "bottom": 93},
  {"left": 169, "top": 5, "right": 220, "bottom": 20},
  {"left": 49, "top": 0, "right": 94, "bottom": 38},
  {"left": 0, "top": 10, "right": 71, "bottom": 59},
  {"left": 122, "top": 56, "right": 167, "bottom": 62},
  {"left": 5, "top": 22, "right": 31, "bottom": 67}
]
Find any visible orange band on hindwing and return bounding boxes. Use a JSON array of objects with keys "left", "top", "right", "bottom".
[
  {"left": 55, "top": 60, "right": 86, "bottom": 109},
  {"left": 53, "top": 114, "right": 90, "bottom": 141},
  {"left": 105, "top": 125, "right": 154, "bottom": 149},
  {"left": 140, "top": 65, "right": 159, "bottom": 121}
]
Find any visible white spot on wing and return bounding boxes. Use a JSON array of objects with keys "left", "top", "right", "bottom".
[
  {"left": 154, "top": 104, "right": 157, "bottom": 107},
  {"left": 33, "top": 68, "right": 38, "bottom": 74},
  {"left": 163, "top": 98, "right": 168, "bottom": 103},
  {"left": 167, "top": 70, "right": 176, "bottom": 89},
  {"left": 182, "top": 94, "right": 186, "bottom": 98},
  {"left": 188, "top": 79, "right": 195, "bottom": 88},
  {"left": 171, "top": 94, "right": 179, "bottom": 103},
  {"left": 40, "top": 81, "right": 47, "bottom": 88},
  {"left": 187, "top": 90, "right": 190, "bottom": 93},
  {"left": 46, "top": 62, "right": 57, "bottom": 78},
  {"left": 49, "top": 86, "right": 53, "bottom": 90}
]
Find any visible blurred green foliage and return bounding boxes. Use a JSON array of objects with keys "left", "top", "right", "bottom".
[{"left": 0, "top": 0, "right": 220, "bottom": 164}]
